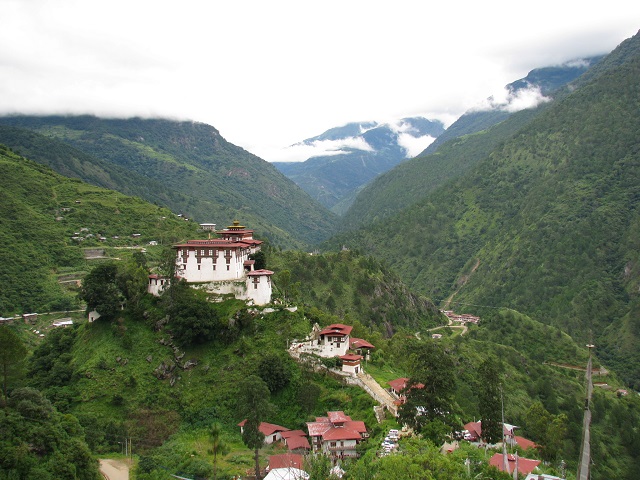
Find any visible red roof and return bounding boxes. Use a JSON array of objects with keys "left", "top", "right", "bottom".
[
  {"left": 489, "top": 453, "right": 540, "bottom": 475},
  {"left": 350, "top": 338, "right": 375, "bottom": 349},
  {"left": 286, "top": 436, "right": 311, "bottom": 450},
  {"left": 307, "top": 421, "right": 332, "bottom": 437},
  {"left": 247, "top": 269, "right": 274, "bottom": 276},
  {"left": 319, "top": 324, "right": 353, "bottom": 336},
  {"left": 280, "top": 430, "right": 307, "bottom": 439},
  {"left": 514, "top": 435, "right": 537, "bottom": 450},
  {"left": 322, "top": 427, "right": 362, "bottom": 441},
  {"left": 388, "top": 378, "right": 409, "bottom": 392},
  {"left": 344, "top": 420, "right": 367, "bottom": 434},
  {"left": 464, "top": 421, "right": 482, "bottom": 439},
  {"left": 339, "top": 354, "right": 363, "bottom": 362},
  {"left": 238, "top": 420, "right": 289, "bottom": 437},
  {"left": 269, "top": 454, "right": 303, "bottom": 470},
  {"left": 328, "top": 411, "right": 352, "bottom": 424}
]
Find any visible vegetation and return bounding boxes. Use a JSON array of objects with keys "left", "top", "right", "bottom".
[
  {"left": 328, "top": 31, "right": 640, "bottom": 389},
  {"left": 0, "top": 117, "right": 339, "bottom": 248}
]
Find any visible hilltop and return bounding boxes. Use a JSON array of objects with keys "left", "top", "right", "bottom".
[{"left": 0, "top": 116, "right": 338, "bottom": 249}]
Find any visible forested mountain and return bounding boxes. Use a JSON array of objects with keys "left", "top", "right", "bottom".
[
  {"left": 0, "top": 116, "right": 338, "bottom": 248},
  {"left": 418, "top": 56, "right": 604, "bottom": 157},
  {"left": 327, "top": 31, "right": 640, "bottom": 387},
  {"left": 342, "top": 57, "right": 603, "bottom": 227},
  {"left": 273, "top": 118, "right": 444, "bottom": 213},
  {"left": 0, "top": 144, "right": 198, "bottom": 314}
]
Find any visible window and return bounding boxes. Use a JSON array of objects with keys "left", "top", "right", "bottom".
[
  {"left": 226, "top": 265, "right": 230, "bottom": 271},
  {"left": 200, "top": 249, "right": 205, "bottom": 256},
  {"left": 208, "top": 249, "right": 213, "bottom": 256}
]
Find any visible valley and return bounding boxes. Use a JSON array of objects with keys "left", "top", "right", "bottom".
[{"left": 1, "top": 26, "right": 640, "bottom": 480}]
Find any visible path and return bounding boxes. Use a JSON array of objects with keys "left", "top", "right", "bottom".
[
  {"left": 357, "top": 371, "right": 397, "bottom": 413},
  {"left": 544, "top": 361, "right": 608, "bottom": 376},
  {"left": 442, "top": 258, "right": 480, "bottom": 310},
  {"left": 99, "top": 459, "right": 129, "bottom": 480}
]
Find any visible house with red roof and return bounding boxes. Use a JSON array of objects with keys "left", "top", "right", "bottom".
[
  {"left": 315, "top": 324, "right": 353, "bottom": 357},
  {"left": 340, "top": 354, "right": 364, "bottom": 375},
  {"left": 268, "top": 453, "right": 304, "bottom": 471},
  {"left": 306, "top": 411, "right": 368, "bottom": 459},
  {"left": 238, "top": 420, "right": 290, "bottom": 445},
  {"left": 280, "top": 430, "right": 311, "bottom": 452},
  {"left": 148, "top": 221, "right": 274, "bottom": 305},
  {"left": 388, "top": 377, "right": 424, "bottom": 405},
  {"left": 489, "top": 453, "right": 541, "bottom": 476},
  {"left": 349, "top": 338, "right": 375, "bottom": 357}
]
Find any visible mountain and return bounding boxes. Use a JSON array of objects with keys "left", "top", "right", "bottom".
[
  {"left": 0, "top": 116, "right": 338, "bottom": 249},
  {"left": 273, "top": 117, "right": 444, "bottom": 213},
  {"left": 341, "top": 57, "right": 603, "bottom": 228},
  {"left": 418, "top": 56, "right": 604, "bottom": 157},
  {"left": 0, "top": 144, "right": 198, "bottom": 314},
  {"left": 326, "top": 31, "right": 640, "bottom": 387}
]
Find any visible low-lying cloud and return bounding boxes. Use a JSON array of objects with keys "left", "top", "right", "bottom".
[
  {"left": 473, "top": 84, "right": 551, "bottom": 113},
  {"left": 263, "top": 136, "right": 374, "bottom": 163}
]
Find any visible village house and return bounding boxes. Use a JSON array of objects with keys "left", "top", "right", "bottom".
[
  {"left": 280, "top": 430, "right": 311, "bottom": 453},
  {"left": 387, "top": 377, "right": 425, "bottom": 406},
  {"left": 238, "top": 420, "right": 290, "bottom": 445},
  {"left": 339, "top": 354, "right": 363, "bottom": 376},
  {"left": 489, "top": 453, "right": 541, "bottom": 477},
  {"left": 315, "top": 324, "right": 353, "bottom": 357},
  {"left": 147, "top": 221, "right": 274, "bottom": 305},
  {"left": 306, "top": 411, "right": 368, "bottom": 460}
]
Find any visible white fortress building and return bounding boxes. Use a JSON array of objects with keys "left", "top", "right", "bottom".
[{"left": 148, "top": 221, "right": 274, "bottom": 305}]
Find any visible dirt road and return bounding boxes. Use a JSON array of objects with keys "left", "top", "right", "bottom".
[{"left": 99, "top": 459, "right": 129, "bottom": 480}]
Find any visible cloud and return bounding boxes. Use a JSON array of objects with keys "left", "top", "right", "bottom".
[
  {"left": 396, "top": 133, "right": 437, "bottom": 158},
  {"left": 259, "top": 136, "right": 374, "bottom": 163},
  {"left": 472, "top": 84, "right": 551, "bottom": 113}
]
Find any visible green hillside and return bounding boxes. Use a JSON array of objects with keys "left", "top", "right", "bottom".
[
  {"left": 0, "top": 145, "right": 198, "bottom": 315},
  {"left": 341, "top": 107, "right": 541, "bottom": 227},
  {"left": 268, "top": 249, "right": 444, "bottom": 333},
  {"left": 0, "top": 116, "right": 338, "bottom": 248},
  {"left": 327, "top": 32, "right": 640, "bottom": 387}
]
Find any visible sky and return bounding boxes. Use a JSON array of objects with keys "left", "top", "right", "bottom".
[{"left": 1, "top": 1, "right": 639, "bottom": 162}]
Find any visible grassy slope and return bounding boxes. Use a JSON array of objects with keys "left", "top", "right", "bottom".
[
  {"left": 0, "top": 144, "right": 198, "bottom": 315},
  {"left": 0, "top": 117, "right": 338, "bottom": 248}
]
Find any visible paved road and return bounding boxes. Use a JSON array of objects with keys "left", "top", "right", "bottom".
[{"left": 99, "top": 459, "right": 129, "bottom": 480}]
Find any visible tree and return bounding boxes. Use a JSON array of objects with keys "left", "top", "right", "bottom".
[
  {"left": 477, "top": 357, "right": 503, "bottom": 444},
  {"left": 258, "top": 353, "right": 291, "bottom": 393},
  {"left": 0, "top": 326, "right": 27, "bottom": 406},
  {"left": 236, "top": 375, "right": 274, "bottom": 480},
  {"left": 209, "top": 423, "right": 229, "bottom": 480},
  {"left": 398, "top": 341, "right": 459, "bottom": 443},
  {"left": 79, "top": 263, "right": 122, "bottom": 321}
]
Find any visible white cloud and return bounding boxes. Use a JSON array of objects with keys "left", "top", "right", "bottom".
[
  {"left": 260, "top": 137, "right": 374, "bottom": 163},
  {"left": 397, "top": 133, "right": 437, "bottom": 158},
  {"left": 0, "top": 1, "right": 639, "bottom": 159},
  {"left": 472, "top": 85, "right": 551, "bottom": 113}
]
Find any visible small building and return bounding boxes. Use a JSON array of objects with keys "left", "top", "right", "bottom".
[
  {"left": 269, "top": 453, "right": 304, "bottom": 471},
  {"left": 280, "top": 431, "right": 311, "bottom": 452},
  {"left": 199, "top": 223, "right": 217, "bottom": 231},
  {"left": 23, "top": 313, "right": 37, "bottom": 324},
  {"left": 349, "top": 338, "right": 375, "bottom": 358},
  {"left": 340, "top": 354, "right": 363, "bottom": 376},
  {"left": 88, "top": 310, "right": 101, "bottom": 323},
  {"left": 52, "top": 319, "right": 73, "bottom": 328},
  {"left": 147, "top": 274, "right": 169, "bottom": 296},
  {"left": 489, "top": 453, "right": 540, "bottom": 477},
  {"left": 316, "top": 324, "right": 353, "bottom": 357},
  {"left": 0, "top": 316, "right": 14, "bottom": 324},
  {"left": 238, "top": 420, "right": 290, "bottom": 445}
]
